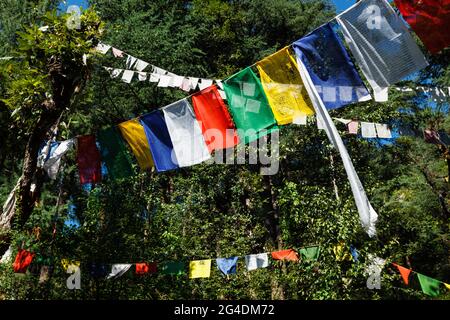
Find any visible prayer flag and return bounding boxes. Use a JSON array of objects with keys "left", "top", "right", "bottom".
[
  {"left": 296, "top": 54, "right": 378, "bottom": 236},
  {"left": 135, "top": 262, "right": 157, "bottom": 275},
  {"left": 223, "top": 67, "right": 278, "bottom": 144},
  {"left": 299, "top": 246, "right": 320, "bottom": 261},
  {"left": 361, "top": 122, "right": 377, "bottom": 138},
  {"left": 375, "top": 123, "right": 392, "bottom": 139},
  {"left": 97, "top": 127, "right": 134, "bottom": 180},
  {"left": 417, "top": 273, "right": 441, "bottom": 297},
  {"left": 271, "top": 249, "right": 299, "bottom": 261},
  {"left": 118, "top": 119, "right": 154, "bottom": 170},
  {"left": 292, "top": 23, "right": 371, "bottom": 110},
  {"left": 61, "top": 259, "right": 80, "bottom": 272},
  {"left": 445, "top": 283, "right": 450, "bottom": 291},
  {"left": 162, "top": 99, "right": 211, "bottom": 167},
  {"left": 121, "top": 70, "right": 134, "bottom": 83},
  {"left": 134, "top": 59, "right": 149, "bottom": 72},
  {"left": 333, "top": 243, "right": 352, "bottom": 262},
  {"left": 192, "top": 85, "right": 239, "bottom": 152},
  {"left": 160, "top": 261, "right": 186, "bottom": 275},
  {"left": 107, "top": 264, "right": 132, "bottom": 279},
  {"left": 393, "top": 263, "right": 412, "bottom": 285},
  {"left": 245, "top": 253, "right": 269, "bottom": 271},
  {"left": 216, "top": 257, "right": 238, "bottom": 276},
  {"left": 257, "top": 47, "right": 314, "bottom": 125},
  {"left": 13, "top": 249, "right": 34, "bottom": 273},
  {"left": 89, "top": 263, "right": 108, "bottom": 278},
  {"left": 394, "top": 0, "right": 450, "bottom": 54},
  {"left": 76, "top": 135, "right": 102, "bottom": 184},
  {"left": 348, "top": 121, "right": 359, "bottom": 135},
  {"left": 140, "top": 111, "right": 179, "bottom": 172},
  {"left": 336, "top": 0, "right": 428, "bottom": 94},
  {"left": 350, "top": 245, "right": 359, "bottom": 262},
  {"left": 189, "top": 259, "right": 212, "bottom": 279}
]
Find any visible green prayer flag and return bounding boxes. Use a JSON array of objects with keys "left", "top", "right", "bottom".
[
  {"left": 160, "top": 261, "right": 186, "bottom": 275},
  {"left": 97, "top": 127, "right": 134, "bottom": 180},
  {"left": 417, "top": 273, "right": 441, "bottom": 297},
  {"left": 223, "top": 67, "right": 278, "bottom": 144},
  {"left": 299, "top": 246, "right": 320, "bottom": 262}
]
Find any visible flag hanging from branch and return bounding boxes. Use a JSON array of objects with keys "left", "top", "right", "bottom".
[
  {"left": 162, "top": 99, "right": 211, "bottom": 167},
  {"left": 292, "top": 23, "right": 371, "bottom": 110},
  {"left": 76, "top": 135, "right": 102, "bottom": 184},
  {"left": 336, "top": 0, "right": 428, "bottom": 94},
  {"left": 192, "top": 85, "right": 239, "bottom": 152},
  {"left": 417, "top": 273, "right": 441, "bottom": 297},
  {"left": 118, "top": 119, "right": 154, "bottom": 170},
  {"left": 189, "top": 259, "right": 212, "bottom": 279},
  {"left": 140, "top": 111, "right": 179, "bottom": 172},
  {"left": 216, "top": 257, "right": 238, "bottom": 276},
  {"left": 256, "top": 47, "right": 314, "bottom": 125},
  {"left": 97, "top": 127, "right": 134, "bottom": 180},
  {"left": 223, "top": 67, "right": 278, "bottom": 144},
  {"left": 394, "top": 0, "right": 450, "bottom": 54}
]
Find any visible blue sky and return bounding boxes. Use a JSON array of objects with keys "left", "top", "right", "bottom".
[{"left": 60, "top": 0, "right": 356, "bottom": 12}]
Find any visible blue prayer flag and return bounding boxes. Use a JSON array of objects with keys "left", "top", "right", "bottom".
[
  {"left": 216, "top": 257, "right": 238, "bottom": 276},
  {"left": 139, "top": 111, "right": 179, "bottom": 172},
  {"left": 292, "top": 23, "right": 371, "bottom": 110}
]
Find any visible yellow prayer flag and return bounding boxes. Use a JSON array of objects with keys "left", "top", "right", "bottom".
[
  {"left": 445, "top": 283, "right": 450, "bottom": 290},
  {"left": 61, "top": 259, "right": 80, "bottom": 271},
  {"left": 118, "top": 119, "right": 154, "bottom": 170},
  {"left": 256, "top": 47, "right": 314, "bottom": 125},
  {"left": 189, "top": 259, "right": 211, "bottom": 279},
  {"left": 333, "top": 243, "right": 352, "bottom": 262}
]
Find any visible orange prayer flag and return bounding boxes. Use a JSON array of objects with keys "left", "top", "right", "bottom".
[
  {"left": 393, "top": 263, "right": 412, "bottom": 285},
  {"left": 271, "top": 249, "right": 299, "bottom": 261}
]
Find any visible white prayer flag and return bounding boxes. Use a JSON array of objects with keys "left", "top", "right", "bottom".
[
  {"left": 374, "top": 88, "right": 389, "bottom": 102},
  {"left": 336, "top": 0, "right": 428, "bottom": 94},
  {"left": 198, "top": 79, "right": 213, "bottom": 90},
  {"left": 296, "top": 56, "right": 378, "bottom": 237},
  {"left": 245, "top": 253, "right": 269, "bottom": 271},
  {"left": 361, "top": 122, "right": 377, "bottom": 138},
  {"left": 162, "top": 99, "right": 211, "bottom": 167},
  {"left": 149, "top": 73, "right": 161, "bottom": 83},
  {"left": 170, "top": 75, "right": 184, "bottom": 88},
  {"left": 375, "top": 123, "right": 392, "bottom": 139},
  {"left": 107, "top": 264, "right": 132, "bottom": 279},
  {"left": 217, "top": 89, "right": 227, "bottom": 100},
  {"left": 157, "top": 75, "right": 172, "bottom": 87},
  {"left": 134, "top": 59, "right": 149, "bottom": 72},
  {"left": 180, "top": 78, "right": 191, "bottom": 92},
  {"left": 95, "top": 43, "right": 111, "bottom": 54},
  {"left": 43, "top": 139, "right": 75, "bottom": 180},
  {"left": 126, "top": 55, "right": 137, "bottom": 69},
  {"left": 112, "top": 48, "right": 124, "bottom": 58},
  {"left": 153, "top": 66, "right": 167, "bottom": 75},
  {"left": 189, "top": 77, "right": 200, "bottom": 90},
  {"left": 137, "top": 72, "right": 147, "bottom": 81},
  {"left": 110, "top": 69, "right": 123, "bottom": 79},
  {"left": 121, "top": 70, "right": 135, "bottom": 83},
  {"left": 335, "top": 118, "right": 352, "bottom": 125},
  {"left": 215, "top": 80, "right": 224, "bottom": 90},
  {"left": 293, "top": 114, "right": 308, "bottom": 125}
]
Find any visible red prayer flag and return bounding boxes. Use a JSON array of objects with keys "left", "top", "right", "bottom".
[
  {"left": 394, "top": 0, "right": 450, "bottom": 54},
  {"left": 271, "top": 249, "right": 299, "bottom": 261},
  {"left": 192, "top": 85, "right": 239, "bottom": 152},
  {"left": 135, "top": 262, "right": 157, "bottom": 275},
  {"left": 76, "top": 135, "right": 102, "bottom": 184},
  {"left": 393, "top": 263, "right": 412, "bottom": 285},
  {"left": 13, "top": 249, "right": 35, "bottom": 273}
]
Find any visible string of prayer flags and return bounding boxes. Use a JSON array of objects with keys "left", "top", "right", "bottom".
[
  {"left": 162, "top": 99, "right": 211, "bottom": 167},
  {"left": 160, "top": 261, "right": 186, "bottom": 275},
  {"left": 118, "top": 119, "right": 154, "bottom": 170},
  {"left": 107, "top": 264, "right": 132, "bottom": 279},
  {"left": 394, "top": 0, "right": 450, "bottom": 54},
  {"left": 135, "top": 262, "right": 157, "bottom": 275},
  {"left": 223, "top": 67, "right": 278, "bottom": 144},
  {"left": 216, "top": 257, "right": 238, "bottom": 276},
  {"left": 296, "top": 48, "right": 378, "bottom": 237},
  {"left": 140, "top": 111, "right": 179, "bottom": 172},
  {"left": 336, "top": 0, "right": 429, "bottom": 94},
  {"left": 271, "top": 249, "right": 299, "bottom": 262},
  {"left": 417, "top": 273, "right": 441, "bottom": 297},
  {"left": 13, "top": 249, "right": 35, "bottom": 273},
  {"left": 292, "top": 23, "right": 371, "bottom": 111},
  {"left": 97, "top": 127, "right": 134, "bottom": 180},
  {"left": 192, "top": 85, "right": 239, "bottom": 152},
  {"left": 189, "top": 259, "right": 212, "bottom": 279},
  {"left": 76, "top": 135, "right": 102, "bottom": 184},
  {"left": 392, "top": 263, "right": 412, "bottom": 285},
  {"left": 299, "top": 246, "right": 321, "bottom": 262},
  {"left": 256, "top": 47, "right": 314, "bottom": 125},
  {"left": 361, "top": 122, "right": 378, "bottom": 138},
  {"left": 245, "top": 253, "right": 269, "bottom": 271}
]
